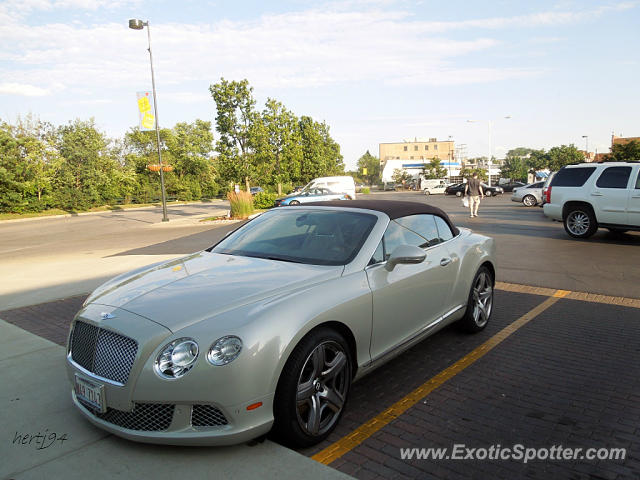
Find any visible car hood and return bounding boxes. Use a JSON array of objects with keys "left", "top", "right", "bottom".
[{"left": 87, "top": 252, "right": 344, "bottom": 332}]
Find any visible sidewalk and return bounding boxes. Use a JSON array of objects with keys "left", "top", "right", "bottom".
[{"left": 0, "top": 320, "right": 351, "bottom": 480}]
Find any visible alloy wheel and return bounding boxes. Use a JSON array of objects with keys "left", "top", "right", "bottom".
[
  {"left": 295, "top": 341, "right": 349, "bottom": 437},
  {"left": 472, "top": 271, "right": 493, "bottom": 327},
  {"left": 567, "top": 211, "right": 590, "bottom": 236}
]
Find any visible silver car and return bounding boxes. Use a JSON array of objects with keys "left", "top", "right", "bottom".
[
  {"left": 66, "top": 200, "right": 496, "bottom": 447},
  {"left": 511, "top": 181, "right": 545, "bottom": 207}
]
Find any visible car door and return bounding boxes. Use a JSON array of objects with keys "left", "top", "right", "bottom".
[
  {"left": 591, "top": 166, "right": 633, "bottom": 224},
  {"left": 365, "top": 214, "right": 456, "bottom": 361},
  {"left": 627, "top": 166, "right": 640, "bottom": 227}
]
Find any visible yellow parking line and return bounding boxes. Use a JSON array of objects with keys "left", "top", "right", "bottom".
[
  {"left": 496, "top": 282, "right": 640, "bottom": 309},
  {"left": 312, "top": 290, "right": 570, "bottom": 466}
]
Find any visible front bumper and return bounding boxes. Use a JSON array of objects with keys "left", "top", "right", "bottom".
[{"left": 66, "top": 304, "right": 275, "bottom": 446}]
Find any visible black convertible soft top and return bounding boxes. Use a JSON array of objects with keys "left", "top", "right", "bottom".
[{"left": 302, "top": 200, "right": 459, "bottom": 236}]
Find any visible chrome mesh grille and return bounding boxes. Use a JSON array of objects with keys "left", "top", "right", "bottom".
[
  {"left": 192, "top": 404, "right": 229, "bottom": 428},
  {"left": 70, "top": 321, "right": 138, "bottom": 384},
  {"left": 80, "top": 400, "right": 174, "bottom": 431}
]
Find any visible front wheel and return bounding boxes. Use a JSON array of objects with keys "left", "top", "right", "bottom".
[
  {"left": 485, "top": 190, "right": 492, "bottom": 197},
  {"left": 273, "top": 328, "right": 352, "bottom": 448},
  {"left": 564, "top": 207, "right": 597, "bottom": 238},
  {"left": 523, "top": 195, "right": 537, "bottom": 207},
  {"left": 289, "top": 200, "right": 301, "bottom": 206},
  {"left": 423, "top": 189, "right": 430, "bottom": 196},
  {"left": 459, "top": 266, "right": 494, "bottom": 333},
  {"left": 456, "top": 191, "right": 462, "bottom": 197}
]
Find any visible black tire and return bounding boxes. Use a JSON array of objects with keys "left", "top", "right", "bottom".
[
  {"left": 273, "top": 328, "right": 352, "bottom": 448},
  {"left": 485, "top": 190, "right": 492, "bottom": 197},
  {"left": 456, "top": 191, "right": 462, "bottom": 197},
  {"left": 563, "top": 206, "right": 598, "bottom": 238},
  {"left": 523, "top": 195, "right": 537, "bottom": 207},
  {"left": 459, "top": 266, "right": 494, "bottom": 333},
  {"left": 424, "top": 189, "right": 430, "bottom": 196},
  {"left": 289, "top": 200, "right": 301, "bottom": 206}
]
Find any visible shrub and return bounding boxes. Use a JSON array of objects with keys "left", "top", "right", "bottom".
[
  {"left": 361, "top": 187, "right": 370, "bottom": 194},
  {"left": 253, "top": 191, "right": 278, "bottom": 209},
  {"left": 227, "top": 190, "right": 254, "bottom": 218}
]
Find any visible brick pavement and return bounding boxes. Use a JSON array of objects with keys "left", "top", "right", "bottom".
[
  {"left": 312, "top": 298, "right": 640, "bottom": 479},
  {"left": 2, "top": 290, "right": 639, "bottom": 479}
]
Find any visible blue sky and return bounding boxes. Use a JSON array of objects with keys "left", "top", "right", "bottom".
[{"left": 1, "top": 0, "right": 638, "bottom": 169}]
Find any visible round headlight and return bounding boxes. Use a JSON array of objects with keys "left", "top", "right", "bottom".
[
  {"left": 154, "top": 338, "right": 199, "bottom": 379},
  {"left": 207, "top": 336, "right": 243, "bottom": 366}
]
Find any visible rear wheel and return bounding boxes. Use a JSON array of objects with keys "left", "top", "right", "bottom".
[
  {"left": 273, "top": 328, "right": 352, "bottom": 448},
  {"left": 523, "top": 195, "right": 537, "bottom": 207},
  {"left": 459, "top": 266, "right": 494, "bottom": 333},
  {"left": 485, "top": 190, "right": 492, "bottom": 197},
  {"left": 456, "top": 191, "right": 462, "bottom": 197},
  {"left": 423, "top": 189, "right": 430, "bottom": 196},
  {"left": 289, "top": 200, "right": 301, "bottom": 206},
  {"left": 564, "top": 207, "right": 597, "bottom": 238}
]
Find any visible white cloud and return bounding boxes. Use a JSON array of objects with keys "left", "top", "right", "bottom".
[
  {"left": 0, "top": 1, "right": 635, "bottom": 101},
  {"left": 0, "top": 82, "right": 50, "bottom": 96}
]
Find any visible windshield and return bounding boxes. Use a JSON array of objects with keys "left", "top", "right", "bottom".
[{"left": 211, "top": 209, "right": 378, "bottom": 266}]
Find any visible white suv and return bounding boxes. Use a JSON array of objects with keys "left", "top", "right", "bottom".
[{"left": 543, "top": 162, "right": 640, "bottom": 238}]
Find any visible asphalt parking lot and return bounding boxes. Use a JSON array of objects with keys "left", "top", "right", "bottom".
[{"left": 1, "top": 192, "right": 639, "bottom": 479}]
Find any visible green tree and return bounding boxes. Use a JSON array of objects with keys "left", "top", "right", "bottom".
[
  {"left": 459, "top": 167, "right": 488, "bottom": 181},
  {"left": 604, "top": 140, "right": 640, "bottom": 162},
  {"left": 499, "top": 157, "right": 528, "bottom": 181},
  {"left": 422, "top": 157, "right": 448, "bottom": 179},
  {"left": 546, "top": 144, "right": 584, "bottom": 171},
  {"left": 392, "top": 168, "right": 411, "bottom": 185},
  {"left": 209, "top": 78, "right": 258, "bottom": 191},
  {"left": 298, "top": 116, "right": 344, "bottom": 183},
  {"left": 256, "top": 99, "right": 302, "bottom": 195},
  {"left": 356, "top": 150, "right": 380, "bottom": 185}
]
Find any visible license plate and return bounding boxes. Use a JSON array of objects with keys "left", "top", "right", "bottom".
[{"left": 74, "top": 375, "right": 106, "bottom": 413}]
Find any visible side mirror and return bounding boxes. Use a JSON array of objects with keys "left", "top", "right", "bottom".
[{"left": 385, "top": 245, "right": 426, "bottom": 271}]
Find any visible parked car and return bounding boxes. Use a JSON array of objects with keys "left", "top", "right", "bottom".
[
  {"left": 500, "top": 181, "right": 526, "bottom": 192},
  {"left": 275, "top": 187, "right": 349, "bottom": 206},
  {"left": 480, "top": 183, "right": 504, "bottom": 197},
  {"left": 543, "top": 162, "right": 640, "bottom": 238},
  {"left": 540, "top": 172, "right": 556, "bottom": 207},
  {"left": 66, "top": 200, "right": 496, "bottom": 447},
  {"left": 249, "top": 186, "right": 264, "bottom": 196},
  {"left": 383, "top": 182, "right": 397, "bottom": 191},
  {"left": 445, "top": 183, "right": 465, "bottom": 196},
  {"left": 421, "top": 178, "right": 448, "bottom": 195},
  {"left": 511, "top": 181, "right": 544, "bottom": 207},
  {"left": 301, "top": 176, "right": 356, "bottom": 200}
]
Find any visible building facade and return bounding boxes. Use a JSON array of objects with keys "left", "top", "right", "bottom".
[{"left": 379, "top": 138, "right": 459, "bottom": 182}]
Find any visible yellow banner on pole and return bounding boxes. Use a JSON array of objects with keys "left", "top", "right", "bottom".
[{"left": 136, "top": 91, "right": 155, "bottom": 131}]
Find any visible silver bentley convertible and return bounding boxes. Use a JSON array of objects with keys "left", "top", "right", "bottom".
[{"left": 66, "top": 200, "right": 496, "bottom": 447}]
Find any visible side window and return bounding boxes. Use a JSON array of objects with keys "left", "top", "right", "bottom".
[
  {"left": 383, "top": 221, "right": 429, "bottom": 259},
  {"left": 636, "top": 170, "right": 640, "bottom": 189},
  {"left": 596, "top": 167, "right": 632, "bottom": 189},
  {"left": 551, "top": 167, "right": 596, "bottom": 187},
  {"left": 395, "top": 215, "right": 441, "bottom": 246},
  {"left": 434, "top": 216, "right": 454, "bottom": 242}
]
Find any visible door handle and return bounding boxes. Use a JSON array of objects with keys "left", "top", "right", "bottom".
[
  {"left": 591, "top": 192, "right": 603, "bottom": 196},
  {"left": 440, "top": 258, "right": 452, "bottom": 267},
  {"left": 632, "top": 195, "right": 640, "bottom": 199}
]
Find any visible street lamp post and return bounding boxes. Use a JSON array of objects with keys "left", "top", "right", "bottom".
[
  {"left": 129, "top": 19, "right": 169, "bottom": 222},
  {"left": 582, "top": 135, "right": 589, "bottom": 160},
  {"left": 467, "top": 116, "right": 511, "bottom": 187}
]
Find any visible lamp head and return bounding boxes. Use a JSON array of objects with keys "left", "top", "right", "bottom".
[{"left": 129, "top": 19, "right": 146, "bottom": 30}]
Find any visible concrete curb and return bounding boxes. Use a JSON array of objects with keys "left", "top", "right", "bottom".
[{"left": 0, "top": 200, "right": 227, "bottom": 224}]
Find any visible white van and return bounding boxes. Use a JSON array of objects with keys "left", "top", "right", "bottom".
[
  {"left": 305, "top": 176, "right": 356, "bottom": 199},
  {"left": 420, "top": 178, "right": 448, "bottom": 195}
]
